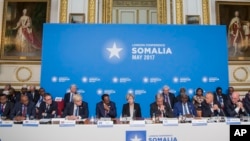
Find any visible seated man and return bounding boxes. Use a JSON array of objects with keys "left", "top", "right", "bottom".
[
  {"left": 96, "top": 94, "right": 117, "bottom": 118},
  {"left": 63, "top": 94, "right": 89, "bottom": 120},
  {"left": 173, "top": 94, "right": 197, "bottom": 117},
  {"left": 38, "top": 94, "right": 58, "bottom": 119},
  {"left": 224, "top": 92, "right": 247, "bottom": 117},
  {"left": 201, "top": 92, "right": 225, "bottom": 117},
  {"left": 63, "top": 84, "right": 78, "bottom": 109},
  {"left": 243, "top": 92, "right": 250, "bottom": 114},
  {"left": 10, "top": 95, "right": 36, "bottom": 121},
  {"left": 0, "top": 94, "right": 14, "bottom": 119},
  {"left": 150, "top": 93, "right": 173, "bottom": 118}
]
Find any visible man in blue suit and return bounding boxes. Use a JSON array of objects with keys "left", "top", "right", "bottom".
[
  {"left": 96, "top": 94, "right": 117, "bottom": 118},
  {"left": 10, "top": 95, "right": 36, "bottom": 120},
  {"left": 63, "top": 94, "right": 89, "bottom": 119},
  {"left": 173, "top": 94, "right": 197, "bottom": 117}
]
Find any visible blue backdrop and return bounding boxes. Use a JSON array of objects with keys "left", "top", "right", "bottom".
[{"left": 41, "top": 24, "right": 229, "bottom": 117}]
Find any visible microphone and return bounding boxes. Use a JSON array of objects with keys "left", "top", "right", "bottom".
[{"left": 16, "top": 110, "right": 21, "bottom": 116}]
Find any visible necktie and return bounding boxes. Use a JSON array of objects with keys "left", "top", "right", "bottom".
[
  {"left": 183, "top": 104, "right": 188, "bottom": 115},
  {"left": 75, "top": 107, "right": 79, "bottom": 116},
  {"left": 70, "top": 93, "right": 73, "bottom": 102},
  {"left": 46, "top": 105, "right": 50, "bottom": 112},
  {"left": 165, "top": 95, "right": 171, "bottom": 109},
  {"left": 22, "top": 105, "right": 27, "bottom": 116}
]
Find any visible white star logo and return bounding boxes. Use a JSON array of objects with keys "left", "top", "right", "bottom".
[
  {"left": 106, "top": 42, "right": 123, "bottom": 59},
  {"left": 130, "top": 135, "right": 141, "bottom": 141}
]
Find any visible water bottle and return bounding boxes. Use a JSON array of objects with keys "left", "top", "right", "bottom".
[
  {"left": 90, "top": 115, "right": 94, "bottom": 124},
  {"left": 152, "top": 113, "right": 156, "bottom": 123},
  {"left": 26, "top": 114, "right": 29, "bottom": 120},
  {"left": 178, "top": 113, "right": 183, "bottom": 123}
]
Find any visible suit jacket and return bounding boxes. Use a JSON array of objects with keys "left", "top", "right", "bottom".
[
  {"left": 28, "top": 90, "right": 40, "bottom": 104},
  {"left": 0, "top": 102, "right": 14, "bottom": 119},
  {"left": 243, "top": 94, "right": 250, "bottom": 114},
  {"left": 38, "top": 101, "right": 58, "bottom": 119},
  {"left": 224, "top": 99, "right": 248, "bottom": 117},
  {"left": 10, "top": 101, "right": 36, "bottom": 120},
  {"left": 173, "top": 101, "right": 197, "bottom": 117},
  {"left": 213, "top": 93, "right": 228, "bottom": 107},
  {"left": 201, "top": 101, "right": 225, "bottom": 117},
  {"left": 14, "top": 92, "right": 33, "bottom": 102},
  {"left": 96, "top": 101, "right": 117, "bottom": 118},
  {"left": 162, "top": 92, "right": 177, "bottom": 109},
  {"left": 122, "top": 103, "right": 142, "bottom": 118},
  {"left": 63, "top": 101, "right": 89, "bottom": 119},
  {"left": 150, "top": 102, "right": 173, "bottom": 118},
  {"left": 63, "top": 92, "right": 76, "bottom": 108}
]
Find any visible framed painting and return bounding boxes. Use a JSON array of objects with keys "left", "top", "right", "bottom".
[
  {"left": 69, "top": 13, "right": 85, "bottom": 23},
  {"left": 0, "top": 0, "right": 51, "bottom": 60},
  {"left": 186, "top": 15, "right": 200, "bottom": 24},
  {"left": 216, "top": 1, "right": 250, "bottom": 61}
]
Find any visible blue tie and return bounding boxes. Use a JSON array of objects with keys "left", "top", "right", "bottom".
[
  {"left": 183, "top": 104, "right": 188, "bottom": 115},
  {"left": 75, "top": 107, "right": 79, "bottom": 116}
]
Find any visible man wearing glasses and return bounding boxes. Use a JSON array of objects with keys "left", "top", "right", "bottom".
[{"left": 38, "top": 94, "right": 58, "bottom": 119}]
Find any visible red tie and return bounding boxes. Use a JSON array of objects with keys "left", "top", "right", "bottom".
[{"left": 22, "top": 105, "right": 27, "bottom": 116}]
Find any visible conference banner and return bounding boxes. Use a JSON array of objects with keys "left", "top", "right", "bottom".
[{"left": 41, "top": 24, "right": 229, "bottom": 117}]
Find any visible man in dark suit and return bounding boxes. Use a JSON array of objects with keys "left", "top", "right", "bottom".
[
  {"left": 201, "top": 92, "right": 225, "bottom": 117},
  {"left": 63, "top": 94, "right": 89, "bottom": 119},
  {"left": 173, "top": 94, "right": 197, "bottom": 117},
  {"left": 243, "top": 92, "right": 250, "bottom": 114},
  {"left": 0, "top": 94, "right": 13, "bottom": 119},
  {"left": 63, "top": 84, "right": 78, "bottom": 109},
  {"left": 96, "top": 94, "right": 117, "bottom": 118},
  {"left": 150, "top": 93, "right": 173, "bottom": 118},
  {"left": 162, "top": 85, "right": 177, "bottom": 110},
  {"left": 10, "top": 95, "right": 36, "bottom": 120},
  {"left": 224, "top": 92, "right": 247, "bottom": 117},
  {"left": 38, "top": 94, "right": 58, "bottom": 119},
  {"left": 122, "top": 93, "right": 142, "bottom": 118},
  {"left": 28, "top": 85, "right": 40, "bottom": 104},
  {"left": 15, "top": 85, "right": 32, "bottom": 102},
  {"left": 214, "top": 87, "right": 228, "bottom": 109}
]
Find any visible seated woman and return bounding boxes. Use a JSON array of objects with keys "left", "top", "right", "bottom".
[
  {"left": 192, "top": 88, "right": 205, "bottom": 111},
  {"left": 122, "top": 93, "right": 142, "bottom": 119}
]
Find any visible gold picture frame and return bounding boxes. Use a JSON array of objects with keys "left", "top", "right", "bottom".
[
  {"left": 186, "top": 15, "right": 200, "bottom": 24},
  {"left": 216, "top": 1, "right": 250, "bottom": 61},
  {"left": 69, "top": 13, "right": 85, "bottom": 23},
  {"left": 0, "top": 0, "right": 51, "bottom": 60}
]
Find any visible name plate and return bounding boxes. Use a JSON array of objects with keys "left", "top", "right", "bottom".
[
  {"left": 97, "top": 120, "right": 113, "bottom": 127},
  {"left": 162, "top": 119, "right": 179, "bottom": 126},
  {"left": 192, "top": 119, "right": 207, "bottom": 126},
  {"left": 23, "top": 120, "right": 39, "bottom": 127},
  {"left": 226, "top": 118, "right": 241, "bottom": 125},
  {"left": 130, "top": 120, "right": 145, "bottom": 127},
  {"left": 100, "top": 117, "right": 111, "bottom": 121},
  {"left": 51, "top": 118, "right": 65, "bottom": 124},
  {"left": 59, "top": 120, "right": 76, "bottom": 127},
  {"left": 0, "top": 121, "right": 13, "bottom": 127}
]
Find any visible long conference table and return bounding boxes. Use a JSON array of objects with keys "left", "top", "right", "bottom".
[{"left": 0, "top": 118, "right": 249, "bottom": 141}]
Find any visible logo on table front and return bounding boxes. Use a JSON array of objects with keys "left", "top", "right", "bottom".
[{"left": 126, "top": 131, "right": 146, "bottom": 141}]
